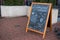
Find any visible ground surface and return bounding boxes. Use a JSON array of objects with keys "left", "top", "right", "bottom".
[{"left": 0, "top": 16, "right": 59, "bottom": 40}]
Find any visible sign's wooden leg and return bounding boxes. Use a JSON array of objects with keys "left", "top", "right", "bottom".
[
  {"left": 50, "top": 10, "right": 52, "bottom": 31},
  {"left": 43, "top": 26, "right": 47, "bottom": 39},
  {"left": 50, "top": 26, "right": 52, "bottom": 31},
  {"left": 43, "top": 33, "right": 45, "bottom": 39},
  {"left": 50, "top": 6, "right": 52, "bottom": 31},
  {"left": 26, "top": 28, "right": 28, "bottom": 32}
]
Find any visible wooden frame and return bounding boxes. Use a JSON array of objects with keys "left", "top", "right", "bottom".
[{"left": 26, "top": 2, "right": 52, "bottom": 39}]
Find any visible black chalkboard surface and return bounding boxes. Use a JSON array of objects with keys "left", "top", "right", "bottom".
[
  {"left": 26, "top": 2, "right": 52, "bottom": 39},
  {"left": 29, "top": 4, "right": 49, "bottom": 32}
]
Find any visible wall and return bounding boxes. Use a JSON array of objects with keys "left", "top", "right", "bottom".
[
  {"left": 1, "top": 6, "right": 28, "bottom": 17},
  {"left": 1, "top": 6, "right": 58, "bottom": 24},
  {"left": 52, "top": 9, "right": 58, "bottom": 24}
]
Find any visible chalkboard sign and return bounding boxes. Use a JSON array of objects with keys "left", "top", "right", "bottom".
[{"left": 26, "top": 2, "right": 52, "bottom": 39}]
